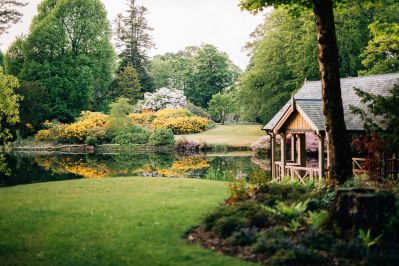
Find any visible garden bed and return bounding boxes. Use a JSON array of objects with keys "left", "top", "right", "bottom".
[{"left": 187, "top": 181, "right": 399, "bottom": 266}]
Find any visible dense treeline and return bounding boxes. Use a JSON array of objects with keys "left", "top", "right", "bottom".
[
  {"left": 150, "top": 44, "right": 241, "bottom": 108},
  {"left": 236, "top": 0, "right": 399, "bottom": 123}
]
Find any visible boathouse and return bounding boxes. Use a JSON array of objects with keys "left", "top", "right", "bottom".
[{"left": 263, "top": 73, "right": 399, "bottom": 181}]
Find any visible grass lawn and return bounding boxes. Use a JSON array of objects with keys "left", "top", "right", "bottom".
[
  {"left": 0, "top": 177, "right": 256, "bottom": 266},
  {"left": 177, "top": 124, "right": 264, "bottom": 147}
]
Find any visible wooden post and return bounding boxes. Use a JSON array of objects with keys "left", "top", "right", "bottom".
[
  {"left": 298, "top": 134, "right": 306, "bottom": 167},
  {"left": 291, "top": 134, "right": 296, "bottom": 163},
  {"left": 318, "top": 133, "right": 325, "bottom": 180},
  {"left": 270, "top": 134, "right": 276, "bottom": 179},
  {"left": 281, "top": 133, "right": 286, "bottom": 179}
]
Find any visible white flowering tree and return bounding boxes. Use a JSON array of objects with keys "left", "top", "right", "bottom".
[{"left": 135, "top": 87, "right": 187, "bottom": 112}]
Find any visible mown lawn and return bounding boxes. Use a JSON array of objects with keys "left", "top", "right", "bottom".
[
  {"left": 0, "top": 177, "right": 256, "bottom": 266},
  {"left": 177, "top": 124, "right": 264, "bottom": 147}
]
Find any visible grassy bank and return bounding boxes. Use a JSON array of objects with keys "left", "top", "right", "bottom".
[
  {"left": 178, "top": 124, "right": 264, "bottom": 147},
  {"left": 0, "top": 177, "right": 255, "bottom": 266}
]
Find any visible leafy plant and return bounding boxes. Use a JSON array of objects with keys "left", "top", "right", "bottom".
[
  {"left": 263, "top": 199, "right": 310, "bottom": 221},
  {"left": 358, "top": 229, "right": 382, "bottom": 248},
  {"left": 149, "top": 128, "right": 175, "bottom": 146},
  {"left": 307, "top": 210, "right": 329, "bottom": 230},
  {"left": 287, "top": 219, "right": 301, "bottom": 231}
]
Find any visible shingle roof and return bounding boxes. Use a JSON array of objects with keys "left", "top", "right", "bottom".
[
  {"left": 263, "top": 73, "right": 399, "bottom": 131},
  {"left": 296, "top": 99, "right": 324, "bottom": 130}
]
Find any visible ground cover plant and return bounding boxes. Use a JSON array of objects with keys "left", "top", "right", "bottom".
[
  {"left": 188, "top": 179, "right": 399, "bottom": 265},
  {"left": 0, "top": 177, "right": 255, "bottom": 266}
]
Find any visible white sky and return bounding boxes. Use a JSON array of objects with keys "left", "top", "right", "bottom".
[{"left": 0, "top": 0, "right": 266, "bottom": 69}]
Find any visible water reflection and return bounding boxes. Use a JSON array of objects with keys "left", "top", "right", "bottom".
[{"left": 0, "top": 152, "right": 270, "bottom": 187}]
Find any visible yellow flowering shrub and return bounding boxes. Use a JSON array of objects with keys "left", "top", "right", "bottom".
[
  {"left": 35, "top": 122, "right": 68, "bottom": 142},
  {"left": 129, "top": 111, "right": 157, "bottom": 125},
  {"left": 154, "top": 116, "right": 210, "bottom": 134},
  {"left": 62, "top": 111, "right": 108, "bottom": 141},
  {"left": 129, "top": 108, "right": 209, "bottom": 134},
  {"left": 35, "top": 129, "right": 53, "bottom": 141},
  {"left": 35, "top": 112, "right": 109, "bottom": 143}
]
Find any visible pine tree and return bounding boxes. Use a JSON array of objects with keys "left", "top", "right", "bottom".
[
  {"left": 114, "top": 0, "right": 155, "bottom": 93},
  {"left": 116, "top": 65, "right": 142, "bottom": 104}
]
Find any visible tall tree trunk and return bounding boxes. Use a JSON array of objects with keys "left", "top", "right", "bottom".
[{"left": 312, "top": 0, "right": 352, "bottom": 184}]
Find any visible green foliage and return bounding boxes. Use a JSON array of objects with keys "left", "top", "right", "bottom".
[
  {"left": 0, "top": 50, "right": 3, "bottom": 67},
  {"left": 106, "top": 98, "right": 134, "bottom": 138},
  {"left": 149, "top": 44, "right": 241, "bottom": 108},
  {"left": 16, "top": 0, "right": 115, "bottom": 123},
  {"left": 185, "top": 44, "right": 241, "bottom": 108},
  {"left": 114, "top": 0, "right": 154, "bottom": 93},
  {"left": 236, "top": 2, "right": 392, "bottom": 123},
  {"left": 351, "top": 84, "right": 399, "bottom": 154},
  {"left": 307, "top": 210, "right": 329, "bottom": 230},
  {"left": 360, "top": 1, "right": 399, "bottom": 75},
  {"left": 150, "top": 55, "right": 173, "bottom": 89},
  {"left": 4, "top": 35, "right": 25, "bottom": 77},
  {"left": 112, "top": 129, "right": 150, "bottom": 145},
  {"left": 0, "top": 68, "right": 22, "bottom": 145},
  {"left": 111, "top": 65, "right": 142, "bottom": 104},
  {"left": 208, "top": 92, "right": 236, "bottom": 125},
  {"left": 149, "top": 128, "right": 175, "bottom": 146},
  {"left": 358, "top": 228, "right": 383, "bottom": 248},
  {"left": 262, "top": 199, "right": 310, "bottom": 221}
]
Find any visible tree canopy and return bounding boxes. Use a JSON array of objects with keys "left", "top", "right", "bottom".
[
  {"left": 150, "top": 44, "right": 241, "bottom": 108},
  {"left": 0, "top": 67, "right": 21, "bottom": 145},
  {"left": 10, "top": 0, "right": 115, "bottom": 129}
]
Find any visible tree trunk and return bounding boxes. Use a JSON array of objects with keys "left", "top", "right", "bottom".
[{"left": 312, "top": 0, "right": 352, "bottom": 184}]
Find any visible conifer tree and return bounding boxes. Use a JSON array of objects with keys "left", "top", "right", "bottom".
[{"left": 114, "top": 0, "right": 155, "bottom": 93}]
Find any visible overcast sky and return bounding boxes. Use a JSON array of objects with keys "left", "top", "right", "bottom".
[{"left": 0, "top": 0, "right": 266, "bottom": 69}]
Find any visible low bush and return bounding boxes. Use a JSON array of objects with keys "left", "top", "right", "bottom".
[
  {"left": 112, "top": 126, "right": 151, "bottom": 145},
  {"left": 85, "top": 127, "right": 107, "bottom": 145},
  {"left": 149, "top": 128, "right": 175, "bottom": 146}
]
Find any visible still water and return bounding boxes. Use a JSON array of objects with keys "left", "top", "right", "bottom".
[{"left": 0, "top": 151, "right": 270, "bottom": 187}]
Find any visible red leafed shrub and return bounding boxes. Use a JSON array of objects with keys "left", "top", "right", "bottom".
[{"left": 352, "top": 133, "right": 385, "bottom": 180}]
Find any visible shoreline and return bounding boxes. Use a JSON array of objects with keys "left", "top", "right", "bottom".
[{"left": 9, "top": 142, "right": 253, "bottom": 153}]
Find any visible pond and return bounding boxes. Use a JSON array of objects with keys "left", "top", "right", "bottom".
[{"left": 0, "top": 151, "right": 271, "bottom": 187}]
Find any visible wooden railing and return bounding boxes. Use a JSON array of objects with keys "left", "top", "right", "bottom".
[
  {"left": 352, "top": 157, "right": 367, "bottom": 178},
  {"left": 274, "top": 162, "right": 320, "bottom": 183},
  {"left": 385, "top": 158, "right": 399, "bottom": 179}
]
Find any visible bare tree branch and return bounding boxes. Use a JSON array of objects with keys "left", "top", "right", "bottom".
[{"left": 0, "top": 0, "right": 27, "bottom": 36}]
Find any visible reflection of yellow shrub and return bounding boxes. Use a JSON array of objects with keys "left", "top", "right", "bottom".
[
  {"left": 158, "top": 157, "right": 209, "bottom": 177},
  {"left": 154, "top": 116, "right": 210, "bottom": 134},
  {"left": 35, "top": 157, "right": 109, "bottom": 178},
  {"left": 64, "top": 164, "right": 109, "bottom": 178}
]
